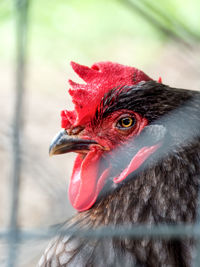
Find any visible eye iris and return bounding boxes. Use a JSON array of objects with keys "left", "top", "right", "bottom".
[{"left": 121, "top": 117, "right": 133, "bottom": 128}]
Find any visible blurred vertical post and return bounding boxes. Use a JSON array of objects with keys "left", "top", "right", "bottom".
[{"left": 7, "top": 0, "right": 29, "bottom": 266}]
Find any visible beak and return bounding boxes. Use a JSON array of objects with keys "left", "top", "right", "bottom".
[{"left": 49, "top": 129, "right": 97, "bottom": 156}]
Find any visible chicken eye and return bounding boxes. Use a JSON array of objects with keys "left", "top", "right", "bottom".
[{"left": 117, "top": 116, "right": 135, "bottom": 129}]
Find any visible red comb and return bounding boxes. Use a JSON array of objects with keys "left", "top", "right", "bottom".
[{"left": 61, "top": 61, "right": 152, "bottom": 128}]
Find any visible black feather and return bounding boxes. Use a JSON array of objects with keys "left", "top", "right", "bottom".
[{"left": 38, "top": 81, "right": 200, "bottom": 267}]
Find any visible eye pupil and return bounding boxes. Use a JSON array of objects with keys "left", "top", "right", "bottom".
[
  {"left": 122, "top": 118, "right": 132, "bottom": 126},
  {"left": 117, "top": 116, "right": 135, "bottom": 129}
]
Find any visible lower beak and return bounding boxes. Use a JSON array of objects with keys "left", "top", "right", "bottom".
[{"left": 49, "top": 129, "right": 97, "bottom": 156}]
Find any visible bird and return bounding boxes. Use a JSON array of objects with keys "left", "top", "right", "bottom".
[{"left": 38, "top": 61, "right": 200, "bottom": 267}]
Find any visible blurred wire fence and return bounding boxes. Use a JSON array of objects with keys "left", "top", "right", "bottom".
[{"left": 1, "top": 0, "right": 200, "bottom": 266}]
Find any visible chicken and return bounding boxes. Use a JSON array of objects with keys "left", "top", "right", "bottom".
[{"left": 38, "top": 61, "right": 200, "bottom": 267}]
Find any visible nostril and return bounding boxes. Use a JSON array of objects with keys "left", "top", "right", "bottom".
[{"left": 68, "top": 126, "right": 84, "bottom": 135}]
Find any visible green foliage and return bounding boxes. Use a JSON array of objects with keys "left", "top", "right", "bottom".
[
  {"left": 0, "top": 0, "right": 13, "bottom": 21},
  {"left": 28, "top": 0, "right": 159, "bottom": 62},
  {"left": 0, "top": 0, "right": 200, "bottom": 64}
]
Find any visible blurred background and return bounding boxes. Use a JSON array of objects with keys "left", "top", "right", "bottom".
[{"left": 0, "top": 0, "right": 200, "bottom": 266}]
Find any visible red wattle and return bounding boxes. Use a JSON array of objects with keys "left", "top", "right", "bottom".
[
  {"left": 69, "top": 144, "right": 160, "bottom": 211},
  {"left": 68, "top": 148, "right": 109, "bottom": 211}
]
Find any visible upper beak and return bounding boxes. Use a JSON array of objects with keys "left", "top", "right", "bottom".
[{"left": 49, "top": 129, "right": 98, "bottom": 156}]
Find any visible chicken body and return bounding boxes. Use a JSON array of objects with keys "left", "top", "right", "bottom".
[{"left": 38, "top": 63, "right": 200, "bottom": 267}]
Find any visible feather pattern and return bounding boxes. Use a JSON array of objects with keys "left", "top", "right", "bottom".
[{"left": 39, "top": 79, "right": 200, "bottom": 266}]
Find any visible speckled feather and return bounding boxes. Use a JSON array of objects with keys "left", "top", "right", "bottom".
[{"left": 39, "top": 81, "right": 200, "bottom": 267}]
